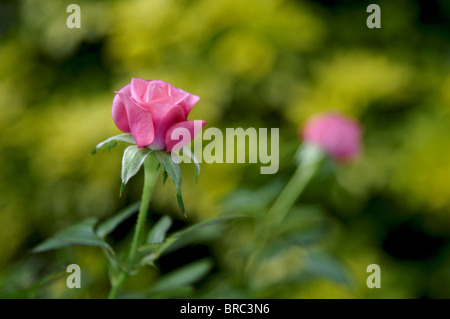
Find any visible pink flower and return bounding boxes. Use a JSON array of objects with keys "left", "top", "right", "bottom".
[
  {"left": 112, "top": 78, "right": 206, "bottom": 151},
  {"left": 301, "top": 112, "right": 362, "bottom": 161}
]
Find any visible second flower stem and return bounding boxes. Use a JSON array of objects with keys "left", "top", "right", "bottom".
[
  {"left": 245, "top": 145, "right": 324, "bottom": 284},
  {"left": 108, "top": 152, "right": 160, "bottom": 299},
  {"left": 264, "top": 145, "right": 323, "bottom": 226}
]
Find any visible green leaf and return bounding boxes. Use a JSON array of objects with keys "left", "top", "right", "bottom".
[
  {"left": 92, "top": 133, "right": 135, "bottom": 154},
  {"left": 157, "top": 226, "right": 223, "bottom": 259},
  {"left": 138, "top": 215, "right": 245, "bottom": 256},
  {"left": 272, "top": 207, "right": 328, "bottom": 248},
  {"left": 281, "top": 225, "right": 327, "bottom": 247},
  {"left": 173, "top": 215, "right": 244, "bottom": 239},
  {"left": 181, "top": 147, "right": 200, "bottom": 182},
  {"left": 25, "top": 266, "right": 67, "bottom": 298},
  {"left": 32, "top": 218, "right": 112, "bottom": 253},
  {"left": 147, "top": 215, "right": 172, "bottom": 244},
  {"left": 139, "top": 243, "right": 162, "bottom": 252},
  {"left": 149, "top": 258, "right": 213, "bottom": 293},
  {"left": 155, "top": 151, "right": 184, "bottom": 213},
  {"left": 221, "top": 180, "right": 284, "bottom": 216},
  {"left": 121, "top": 145, "right": 152, "bottom": 194},
  {"left": 162, "top": 170, "right": 168, "bottom": 185},
  {"left": 0, "top": 262, "right": 68, "bottom": 299},
  {"left": 96, "top": 201, "right": 141, "bottom": 238},
  {"left": 147, "top": 286, "right": 194, "bottom": 299},
  {"left": 304, "top": 252, "right": 352, "bottom": 287},
  {"left": 137, "top": 215, "right": 173, "bottom": 268}
]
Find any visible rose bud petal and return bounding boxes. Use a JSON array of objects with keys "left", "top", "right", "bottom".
[{"left": 302, "top": 112, "right": 362, "bottom": 162}]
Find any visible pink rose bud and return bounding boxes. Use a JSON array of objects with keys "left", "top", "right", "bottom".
[
  {"left": 112, "top": 78, "right": 206, "bottom": 151},
  {"left": 301, "top": 112, "right": 362, "bottom": 161}
]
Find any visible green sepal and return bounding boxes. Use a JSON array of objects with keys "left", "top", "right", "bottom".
[
  {"left": 120, "top": 145, "right": 152, "bottom": 195},
  {"left": 119, "top": 183, "right": 126, "bottom": 196},
  {"left": 155, "top": 151, "right": 185, "bottom": 214},
  {"left": 92, "top": 133, "right": 135, "bottom": 155},
  {"left": 181, "top": 147, "right": 200, "bottom": 182},
  {"left": 177, "top": 192, "right": 185, "bottom": 216}
]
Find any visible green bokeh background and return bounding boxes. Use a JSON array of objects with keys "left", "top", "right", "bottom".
[{"left": 0, "top": 0, "right": 449, "bottom": 298}]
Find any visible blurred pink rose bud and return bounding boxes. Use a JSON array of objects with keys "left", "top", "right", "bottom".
[
  {"left": 112, "top": 78, "right": 206, "bottom": 151},
  {"left": 301, "top": 112, "right": 362, "bottom": 161}
]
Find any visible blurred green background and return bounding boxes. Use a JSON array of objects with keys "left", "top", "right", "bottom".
[{"left": 0, "top": 0, "right": 449, "bottom": 298}]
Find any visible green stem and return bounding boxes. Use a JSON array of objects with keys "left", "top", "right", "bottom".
[
  {"left": 244, "top": 146, "right": 324, "bottom": 286},
  {"left": 108, "top": 153, "right": 160, "bottom": 299},
  {"left": 264, "top": 163, "right": 315, "bottom": 225},
  {"left": 264, "top": 145, "right": 323, "bottom": 226}
]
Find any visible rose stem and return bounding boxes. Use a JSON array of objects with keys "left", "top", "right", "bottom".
[
  {"left": 243, "top": 147, "right": 323, "bottom": 285},
  {"left": 264, "top": 145, "right": 323, "bottom": 226},
  {"left": 108, "top": 152, "right": 160, "bottom": 299}
]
